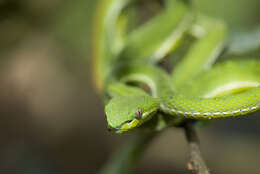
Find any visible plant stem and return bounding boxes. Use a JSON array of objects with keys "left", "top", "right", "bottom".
[
  {"left": 184, "top": 122, "right": 210, "bottom": 174},
  {"left": 100, "top": 133, "right": 156, "bottom": 174}
]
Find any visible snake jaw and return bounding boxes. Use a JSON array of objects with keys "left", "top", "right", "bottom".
[
  {"left": 105, "top": 95, "right": 159, "bottom": 133},
  {"left": 112, "top": 107, "right": 158, "bottom": 134}
]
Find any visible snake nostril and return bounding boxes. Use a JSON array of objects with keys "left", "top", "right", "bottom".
[{"left": 107, "top": 127, "right": 113, "bottom": 132}]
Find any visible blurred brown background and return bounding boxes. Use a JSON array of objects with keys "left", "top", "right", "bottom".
[{"left": 0, "top": 0, "right": 260, "bottom": 173}]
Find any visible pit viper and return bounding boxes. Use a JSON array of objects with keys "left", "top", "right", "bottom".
[{"left": 92, "top": 0, "right": 260, "bottom": 133}]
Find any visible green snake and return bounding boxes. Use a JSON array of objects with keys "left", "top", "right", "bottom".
[{"left": 92, "top": 0, "right": 260, "bottom": 134}]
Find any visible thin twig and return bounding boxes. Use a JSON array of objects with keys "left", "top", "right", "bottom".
[{"left": 184, "top": 121, "right": 210, "bottom": 174}]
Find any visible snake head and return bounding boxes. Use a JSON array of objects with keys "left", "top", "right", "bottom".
[{"left": 105, "top": 96, "right": 159, "bottom": 133}]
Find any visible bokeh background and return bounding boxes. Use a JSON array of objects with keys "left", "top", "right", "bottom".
[{"left": 0, "top": 0, "right": 260, "bottom": 173}]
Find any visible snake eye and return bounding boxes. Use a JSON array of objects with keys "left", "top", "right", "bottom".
[{"left": 134, "top": 108, "right": 143, "bottom": 120}]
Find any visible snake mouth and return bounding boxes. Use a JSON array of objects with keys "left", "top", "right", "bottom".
[{"left": 112, "top": 108, "right": 158, "bottom": 134}]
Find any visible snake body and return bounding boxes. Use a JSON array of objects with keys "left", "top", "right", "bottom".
[
  {"left": 106, "top": 63, "right": 260, "bottom": 132},
  {"left": 161, "top": 87, "right": 260, "bottom": 119},
  {"left": 93, "top": 0, "right": 260, "bottom": 133}
]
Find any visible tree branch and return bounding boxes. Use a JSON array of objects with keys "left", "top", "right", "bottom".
[{"left": 184, "top": 122, "right": 210, "bottom": 174}]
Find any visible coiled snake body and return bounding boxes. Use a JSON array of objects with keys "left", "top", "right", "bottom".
[{"left": 92, "top": 0, "right": 260, "bottom": 133}]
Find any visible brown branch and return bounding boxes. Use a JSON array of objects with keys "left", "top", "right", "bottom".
[{"left": 184, "top": 122, "right": 210, "bottom": 174}]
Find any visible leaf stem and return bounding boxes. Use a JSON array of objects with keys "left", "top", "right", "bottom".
[{"left": 100, "top": 133, "right": 156, "bottom": 174}]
